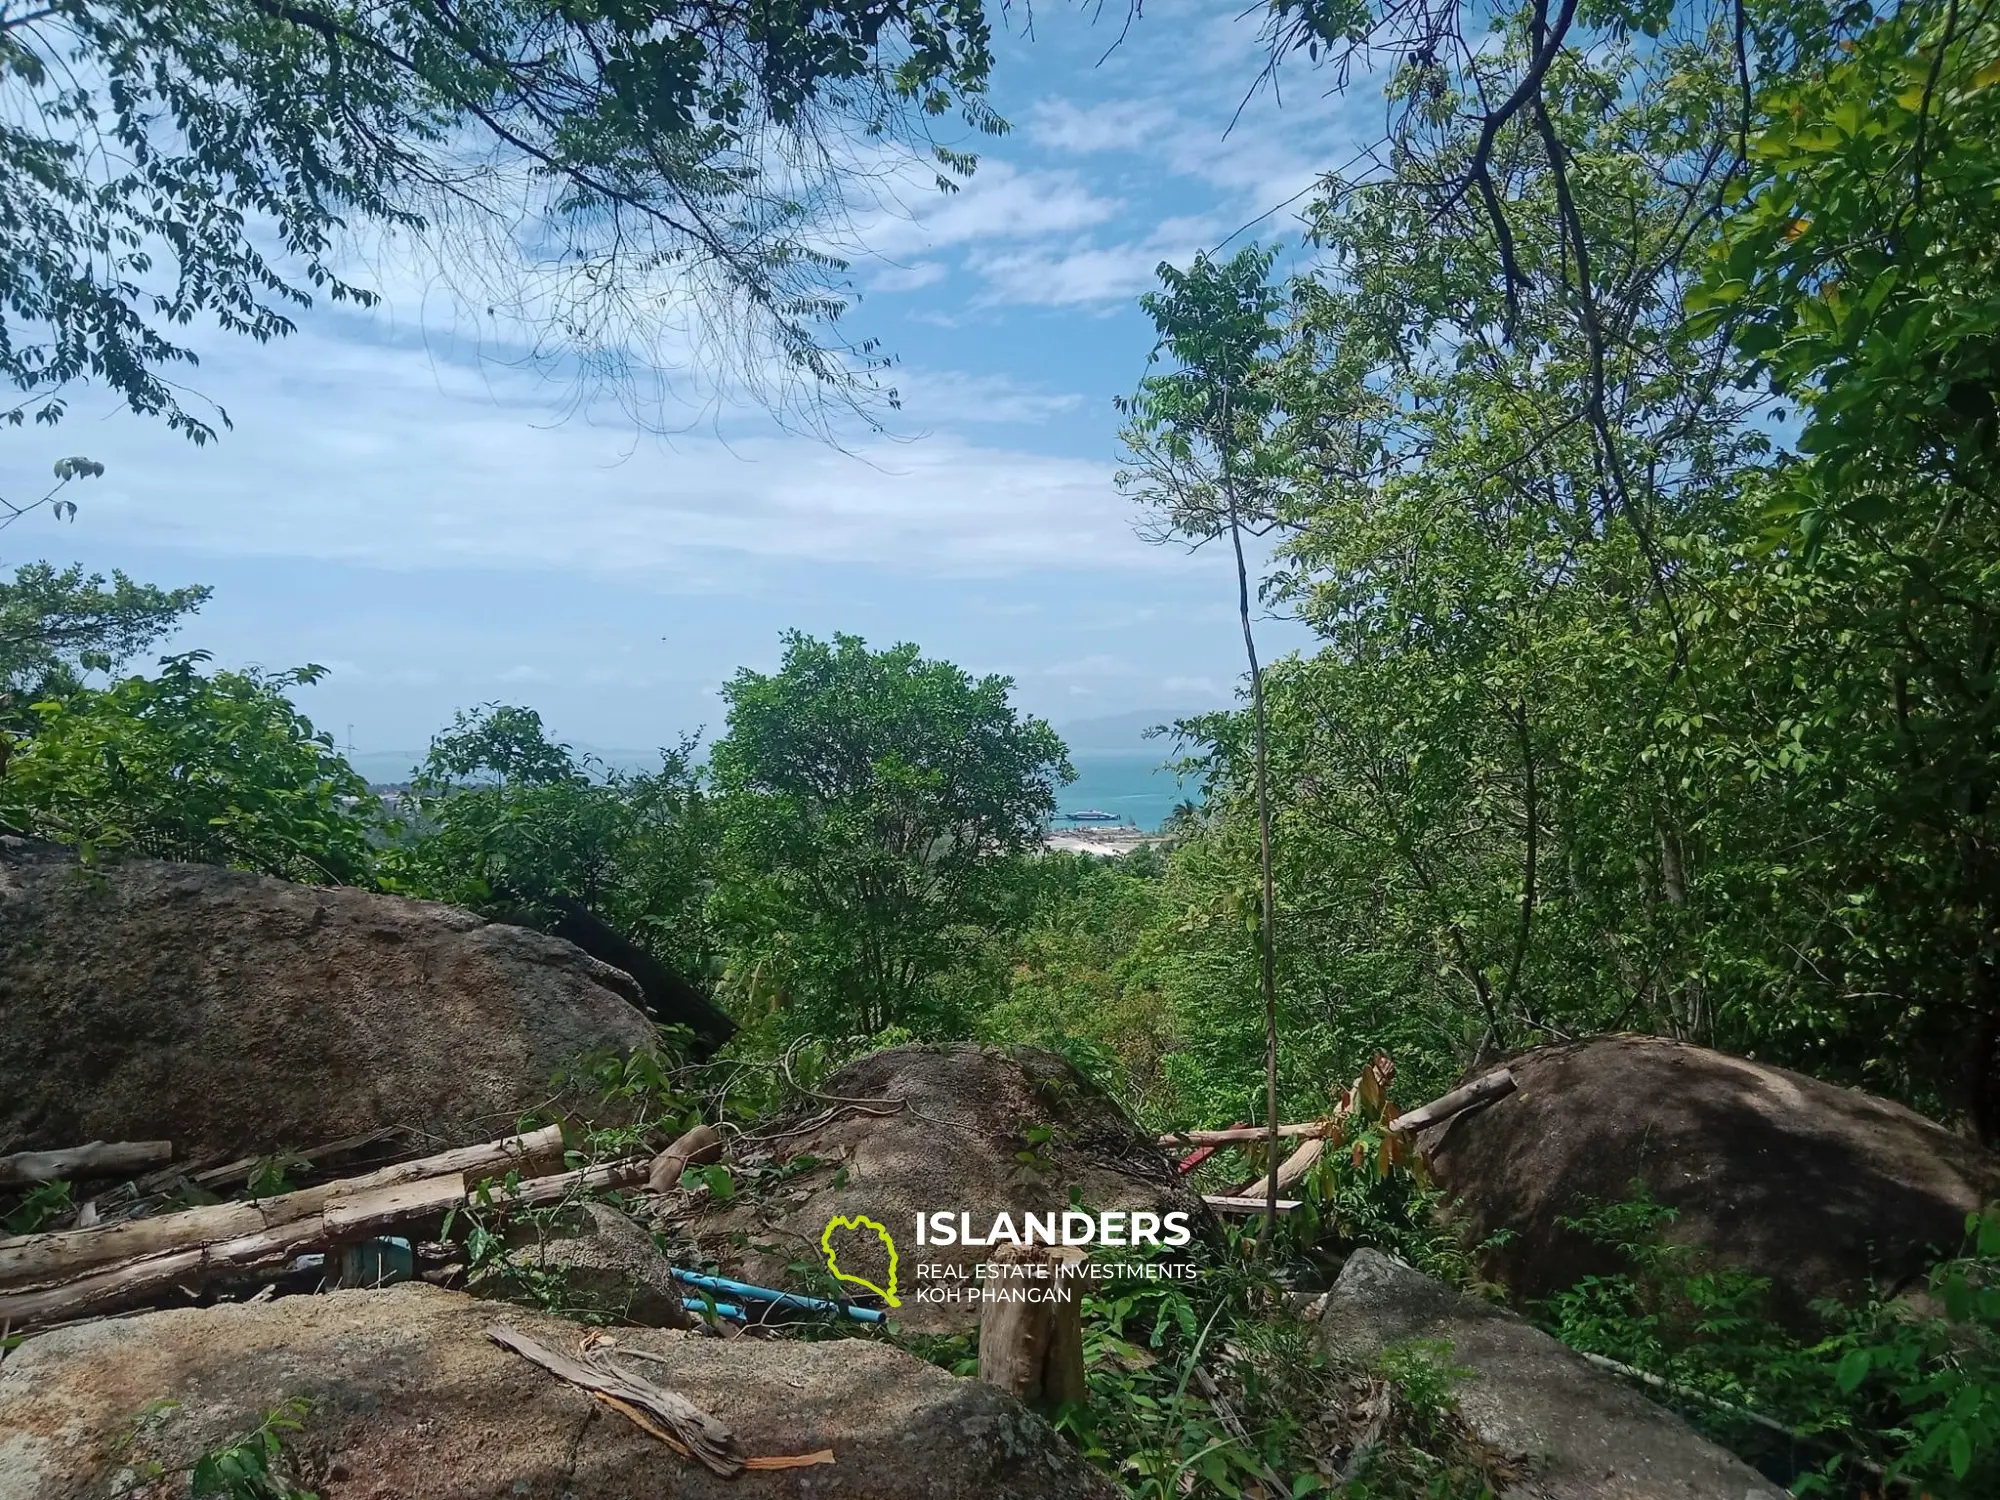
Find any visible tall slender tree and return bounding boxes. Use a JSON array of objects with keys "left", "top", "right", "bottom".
[{"left": 1118, "top": 246, "right": 1291, "bottom": 1241}]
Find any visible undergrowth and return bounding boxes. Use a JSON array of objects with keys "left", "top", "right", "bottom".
[{"left": 1541, "top": 1186, "right": 2000, "bottom": 1497}]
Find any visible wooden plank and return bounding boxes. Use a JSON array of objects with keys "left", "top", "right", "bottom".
[
  {"left": 1202, "top": 1195, "right": 1302, "bottom": 1214},
  {"left": 0, "top": 1142, "right": 172, "bottom": 1187}
]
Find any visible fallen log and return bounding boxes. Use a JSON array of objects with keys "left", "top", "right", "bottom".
[
  {"left": 1236, "top": 1136, "right": 1326, "bottom": 1203},
  {"left": 0, "top": 1142, "right": 172, "bottom": 1188},
  {"left": 0, "top": 1218, "right": 327, "bottom": 1326},
  {"left": 1387, "top": 1067, "right": 1516, "bottom": 1136},
  {"left": 0, "top": 1156, "right": 648, "bottom": 1328},
  {"left": 184, "top": 1126, "right": 415, "bottom": 1192},
  {"left": 1159, "top": 1121, "right": 1336, "bottom": 1147},
  {"left": 646, "top": 1122, "right": 721, "bottom": 1195},
  {"left": 0, "top": 1125, "right": 565, "bottom": 1289}
]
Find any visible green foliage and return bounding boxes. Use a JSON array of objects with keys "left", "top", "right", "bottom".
[
  {"left": 1, "top": 1178, "right": 72, "bottom": 1235},
  {"left": 385, "top": 704, "right": 714, "bottom": 983},
  {"left": 1543, "top": 1189, "right": 2000, "bottom": 1495},
  {"left": 708, "top": 630, "right": 1072, "bottom": 1039},
  {"left": 0, "top": 560, "right": 206, "bottom": 714},
  {"left": 188, "top": 1400, "right": 317, "bottom": 1500},
  {"left": 0, "top": 0, "right": 1002, "bottom": 440},
  {"left": 0, "top": 651, "right": 377, "bottom": 882}
]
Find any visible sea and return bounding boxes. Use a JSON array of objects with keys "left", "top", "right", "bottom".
[
  {"left": 1055, "top": 751, "right": 1191, "bottom": 833},
  {"left": 349, "top": 711, "right": 1205, "bottom": 836}
]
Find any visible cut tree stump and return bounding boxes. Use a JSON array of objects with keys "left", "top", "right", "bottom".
[
  {"left": 976, "top": 1244, "right": 1087, "bottom": 1410},
  {"left": 0, "top": 1142, "right": 172, "bottom": 1187}
]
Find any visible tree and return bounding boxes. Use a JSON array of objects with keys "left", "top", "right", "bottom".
[
  {"left": 0, "top": 561, "right": 209, "bottom": 708},
  {"left": 708, "top": 630, "right": 1072, "bottom": 1038},
  {"left": 0, "top": 651, "right": 378, "bottom": 882},
  {"left": 1118, "top": 245, "right": 1289, "bottom": 1240},
  {"left": 0, "top": 0, "right": 1002, "bottom": 440},
  {"left": 386, "top": 703, "right": 714, "bottom": 983}
]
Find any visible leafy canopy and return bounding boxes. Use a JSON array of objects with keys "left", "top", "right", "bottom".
[
  {"left": 0, "top": 0, "right": 1002, "bottom": 439},
  {"left": 708, "top": 629, "right": 1072, "bottom": 1037},
  {"left": 0, "top": 651, "right": 377, "bottom": 882}
]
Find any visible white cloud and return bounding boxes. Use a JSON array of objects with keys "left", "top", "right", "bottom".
[
  {"left": 868, "top": 261, "right": 948, "bottom": 293},
  {"left": 969, "top": 216, "right": 1223, "bottom": 307},
  {"left": 1026, "top": 98, "right": 1177, "bottom": 154},
  {"left": 854, "top": 161, "right": 1121, "bottom": 259},
  {"left": 51, "top": 324, "right": 1158, "bottom": 579}
]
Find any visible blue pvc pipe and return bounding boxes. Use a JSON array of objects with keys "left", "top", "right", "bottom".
[
  {"left": 669, "top": 1267, "right": 887, "bottom": 1324},
  {"left": 682, "top": 1298, "right": 748, "bottom": 1321}
]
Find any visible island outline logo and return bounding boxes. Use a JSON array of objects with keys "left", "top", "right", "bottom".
[{"left": 820, "top": 1214, "right": 901, "bottom": 1307}]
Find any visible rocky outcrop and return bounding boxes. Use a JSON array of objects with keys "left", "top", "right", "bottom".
[
  {"left": 681, "top": 1043, "right": 1205, "bottom": 1333},
  {"left": 1423, "top": 1035, "right": 2000, "bottom": 1320},
  {"left": 1318, "top": 1250, "right": 1785, "bottom": 1500},
  {"left": 0, "top": 1285, "right": 1117, "bottom": 1500},
  {"left": 492, "top": 1201, "right": 690, "bottom": 1328},
  {"left": 0, "top": 838, "right": 660, "bottom": 1166}
]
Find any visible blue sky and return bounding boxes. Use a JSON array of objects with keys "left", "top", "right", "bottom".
[{"left": 1, "top": 1, "right": 1374, "bottom": 763}]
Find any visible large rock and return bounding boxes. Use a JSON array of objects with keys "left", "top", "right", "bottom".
[
  {"left": 0, "top": 1285, "right": 1117, "bottom": 1500},
  {"left": 491, "top": 1201, "right": 691, "bottom": 1328},
  {"left": 683, "top": 1043, "right": 1204, "bottom": 1333},
  {"left": 1425, "top": 1035, "right": 2000, "bottom": 1319},
  {"left": 1318, "top": 1249, "right": 1784, "bottom": 1500},
  {"left": 0, "top": 838, "right": 659, "bottom": 1166}
]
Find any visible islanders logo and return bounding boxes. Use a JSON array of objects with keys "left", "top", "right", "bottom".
[{"left": 819, "top": 1214, "right": 901, "bottom": 1307}]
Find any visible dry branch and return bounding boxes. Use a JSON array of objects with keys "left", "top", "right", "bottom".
[
  {"left": 1236, "top": 1136, "right": 1325, "bottom": 1203},
  {"left": 1203, "top": 1194, "right": 1302, "bottom": 1214},
  {"left": 489, "top": 1325, "right": 748, "bottom": 1476},
  {"left": 1389, "top": 1068, "right": 1517, "bottom": 1136},
  {"left": 0, "top": 1126, "right": 565, "bottom": 1290},
  {"left": 0, "top": 1142, "right": 172, "bottom": 1187}
]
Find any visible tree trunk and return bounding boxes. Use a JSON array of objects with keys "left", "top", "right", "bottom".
[
  {"left": 1225, "top": 482, "right": 1280, "bottom": 1249},
  {"left": 0, "top": 1141, "right": 172, "bottom": 1187},
  {"left": 976, "top": 1244, "right": 1087, "bottom": 1410}
]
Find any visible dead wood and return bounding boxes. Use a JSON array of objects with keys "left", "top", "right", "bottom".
[
  {"left": 488, "top": 1324, "right": 746, "bottom": 1476},
  {"left": 0, "top": 1155, "right": 650, "bottom": 1327},
  {"left": 976, "top": 1244, "right": 1087, "bottom": 1409},
  {"left": 646, "top": 1123, "right": 721, "bottom": 1194},
  {"left": 0, "top": 1142, "right": 172, "bottom": 1187},
  {"left": 1236, "top": 1136, "right": 1325, "bottom": 1203},
  {"left": 1202, "top": 1194, "right": 1302, "bottom": 1214},
  {"left": 1390, "top": 1068, "right": 1517, "bottom": 1136},
  {"left": 0, "top": 1126, "right": 565, "bottom": 1289}
]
